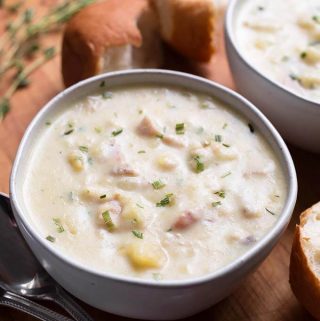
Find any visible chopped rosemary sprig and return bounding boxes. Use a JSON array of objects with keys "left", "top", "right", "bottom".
[
  {"left": 156, "top": 193, "right": 174, "bottom": 207},
  {"left": 152, "top": 180, "right": 166, "bottom": 190},
  {"left": 175, "top": 123, "right": 185, "bottom": 135},
  {"left": 102, "top": 210, "right": 115, "bottom": 231},
  {"left": 132, "top": 230, "right": 143, "bottom": 239},
  {"left": 53, "top": 218, "right": 64, "bottom": 233},
  {"left": 112, "top": 128, "right": 123, "bottom": 136}
]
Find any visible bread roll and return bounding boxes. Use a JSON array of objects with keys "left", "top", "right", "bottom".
[
  {"left": 153, "top": 0, "right": 215, "bottom": 62},
  {"left": 62, "top": 0, "right": 162, "bottom": 87},
  {"left": 290, "top": 202, "right": 320, "bottom": 320}
]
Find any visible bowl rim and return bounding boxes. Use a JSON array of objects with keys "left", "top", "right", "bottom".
[
  {"left": 10, "top": 69, "right": 297, "bottom": 288},
  {"left": 225, "top": 0, "right": 320, "bottom": 109}
]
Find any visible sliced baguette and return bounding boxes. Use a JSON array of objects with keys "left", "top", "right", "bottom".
[
  {"left": 290, "top": 202, "right": 320, "bottom": 320},
  {"left": 62, "top": 0, "right": 162, "bottom": 87},
  {"left": 153, "top": 0, "right": 215, "bottom": 62}
]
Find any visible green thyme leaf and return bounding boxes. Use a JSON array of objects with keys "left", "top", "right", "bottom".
[
  {"left": 212, "top": 201, "right": 222, "bottom": 207},
  {"left": 112, "top": 128, "right": 123, "bottom": 136},
  {"left": 79, "top": 146, "right": 88, "bottom": 153},
  {"left": 53, "top": 218, "right": 64, "bottom": 233},
  {"left": 175, "top": 123, "right": 185, "bottom": 135},
  {"left": 156, "top": 193, "right": 174, "bottom": 207},
  {"left": 193, "top": 155, "right": 204, "bottom": 173},
  {"left": 214, "top": 190, "right": 225, "bottom": 198},
  {"left": 46, "top": 235, "right": 55, "bottom": 242}
]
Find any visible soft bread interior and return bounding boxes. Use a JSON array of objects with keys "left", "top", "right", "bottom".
[
  {"left": 300, "top": 203, "right": 320, "bottom": 276},
  {"left": 100, "top": 5, "right": 163, "bottom": 73}
]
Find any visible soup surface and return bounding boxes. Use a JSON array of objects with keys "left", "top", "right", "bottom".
[
  {"left": 236, "top": 0, "right": 320, "bottom": 103},
  {"left": 24, "top": 85, "right": 286, "bottom": 280}
]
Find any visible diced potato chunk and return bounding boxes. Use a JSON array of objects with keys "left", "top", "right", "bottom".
[
  {"left": 212, "top": 143, "right": 238, "bottom": 161},
  {"left": 156, "top": 154, "right": 178, "bottom": 171},
  {"left": 68, "top": 151, "right": 85, "bottom": 172},
  {"left": 299, "top": 73, "right": 320, "bottom": 89},
  {"left": 80, "top": 187, "right": 111, "bottom": 203},
  {"left": 125, "top": 242, "right": 164, "bottom": 269},
  {"left": 302, "top": 47, "right": 320, "bottom": 65},
  {"left": 121, "top": 203, "right": 144, "bottom": 228}
]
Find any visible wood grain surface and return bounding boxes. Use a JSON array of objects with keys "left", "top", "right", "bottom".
[{"left": 0, "top": 1, "right": 319, "bottom": 320}]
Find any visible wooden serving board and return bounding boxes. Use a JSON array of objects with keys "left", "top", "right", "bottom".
[{"left": 0, "top": 1, "right": 319, "bottom": 320}]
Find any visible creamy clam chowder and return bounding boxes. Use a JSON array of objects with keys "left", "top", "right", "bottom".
[
  {"left": 236, "top": 0, "right": 320, "bottom": 103},
  {"left": 24, "top": 85, "right": 286, "bottom": 280}
]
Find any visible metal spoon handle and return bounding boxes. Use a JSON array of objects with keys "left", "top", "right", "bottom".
[
  {"left": 46, "top": 286, "right": 94, "bottom": 321},
  {"left": 1, "top": 291, "right": 73, "bottom": 321}
]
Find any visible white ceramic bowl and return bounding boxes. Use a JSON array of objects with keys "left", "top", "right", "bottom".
[
  {"left": 225, "top": 0, "right": 320, "bottom": 153},
  {"left": 10, "top": 70, "right": 297, "bottom": 320}
]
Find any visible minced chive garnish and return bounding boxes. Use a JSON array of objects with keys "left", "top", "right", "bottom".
[
  {"left": 175, "top": 123, "right": 185, "bottom": 135},
  {"left": 221, "top": 172, "right": 231, "bottom": 178},
  {"left": 64, "top": 129, "right": 74, "bottom": 135},
  {"left": 100, "top": 80, "right": 106, "bottom": 88},
  {"left": 112, "top": 128, "right": 123, "bottom": 136},
  {"left": 223, "top": 143, "right": 230, "bottom": 148},
  {"left": 46, "top": 235, "right": 55, "bottom": 242},
  {"left": 156, "top": 134, "right": 164, "bottom": 139},
  {"left": 152, "top": 180, "right": 166, "bottom": 190},
  {"left": 102, "top": 91, "right": 113, "bottom": 99},
  {"left": 156, "top": 193, "right": 174, "bottom": 207},
  {"left": 53, "top": 218, "right": 64, "bottom": 233},
  {"left": 312, "top": 15, "right": 320, "bottom": 24},
  {"left": 193, "top": 155, "right": 205, "bottom": 173},
  {"left": 212, "top": 201, "right": 222, "bottom": 207},
  {"left": 100, "top": 194, "right": 106, "bottom": 199},
  {"left": 102, "top": 211, "right": 115, "bottom": 230},
  {"left": 215, "top": 134, "right": 222, "bottom": 142},
  {"left": 132, "top": 230, "right": 143, "bottom": 239},
  {"left": 138, "top": 150, "right": 146, "bottom": 154},
  {"left": 79, "top": 146, "right": 88, "bottom": 153},
  {"left": 265, "top": 208, "right": 276, "bottom": 215},
  {"left": 215, "top": 190, "right": 225, "bottom": 198},
  {"left": 300, "top": 52, "right": 307, "bottom": 59},
  {"left": 223, "top": 123, "right": 228, "bottom": 129},
  {"left": 45, "top": 121, "right": 51, "bottom": 126},
  {"left": 248, "top": 123, "right": 254, "bottom": 133},
  {"left": 136, "top": 203, "right": 144, "bottom": 209}
]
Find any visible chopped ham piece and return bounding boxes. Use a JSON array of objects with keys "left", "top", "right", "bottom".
[
  {"left": 163, "top": 135, "right": 185, "bottom": 148},
  {"left": 173, "top": 211, "right": 200, "bottom": 230},
  {"left": 136, "top": 116, "right": 161, "bottom": 137}
]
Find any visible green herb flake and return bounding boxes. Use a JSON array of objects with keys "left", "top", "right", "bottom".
[
  {"left": 46, "top": 235, "right": 55, "bottom": 242},
  {"left": 265, "top": 208, "right": 276, "bottom": 215},
  {"left": 136, "top": 203, "right": 144, "bottom": 209},
  {"left": 99, "top": 80, "right": 106, "bottom": 88},
  {"left": 43, "top": 47, "right": 55, "bottom": 60},
  {"left": 94, "top": 127, "right": 102, "bottom": 133},
  {"left": 45, "top": 121, "right": 51, "bottom": 126},
  {"left": 312, "top": 15, "right": 320, "bottom": 24},
  {"left": 100, "top": 194, "right": 106, "bottom": 199},
  {"left": 17, "top": 76, "right": 30, "bottom": 89},
  {"left": 53, "top": 218, "right": 64, "bottom": 233},
  {"left": 300, "top": 52, "right": 307, "bottom": 59},
  {"left": 152, "top": 273, "right": 162, "bottom": 281},
  {"left": 79, "top": 146, "right": 88, "bottom": 153},
  {"left": 196, "top": 126, "right": 204, "bottom": 134},
  {"left": 222, "top": 123, "right": 228, "bottom": 129},
  {"left": 156, "top": 193, "right": 174, "bottom": 207},
  {"left": 64, "top": 129, "right": 74, "bottom": 135},
  {"left": 167, "top": 228, "right": 173, "bottom": 232},
  {"left": 214, "top": 190, "right": 225, "bottom": 198},
  {"left": 193, "top": 155, "right": 205, "bottom": 173},
  {"left": 289, "top": 73, "right": 300, "bottom": 82},
  {"left": 112, "top": 128, "right": 123, "bottom": 136},
  {"left": 248, "top": 123, "right": 255, "bottom": 133},
  {"left": 215, "top": 134, "right": 222, "bottom": 142},
  {"left": 175, "top": 123, "right": 185, "bottom": 135},
  {"left": 138, "top": 150, "right": 146, "bottom": 154},
  {"left": 102, "top": 91, "right": 113, "bottom": 99},
  {"left": 152, "top": 180, "right": 166, "bottom": 190},
  {"left": 200, "top": 102, "right": 209, "bottom": 109},
  {"left": 102, "top": 211, "right": 115, "bottom": 230},
  {"left": 23, "top": 8, "right": 34, "bottom": 23},
  {"left": 212, "top": 201, "right": 222, "bottom": 207},
  {"left": 222, "top": 143, "right": 230, "bottom": 148},
  {"left": 132, "top": 230, "right": 143, "bottom": 239},
  {"left": 156, "top": 134, "right": 164, "bottom": 139},
  {"left": 221, "top": 171, "right": 231, "bottom": 178}
]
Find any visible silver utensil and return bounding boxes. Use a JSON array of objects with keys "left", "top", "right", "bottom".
[
  {"left": 0, "top": 193, "right": 94, "bottom": 321},
  {"left": 0, "top": 287, "right": 73, "bottom": 321}
]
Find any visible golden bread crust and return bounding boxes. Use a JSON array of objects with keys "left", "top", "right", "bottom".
[
  {"left": 290, "top": 203, "right": 320, "bottom": 320},
  {"left": 62, "top": 0, "right": 150, "bottom": 87}
]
